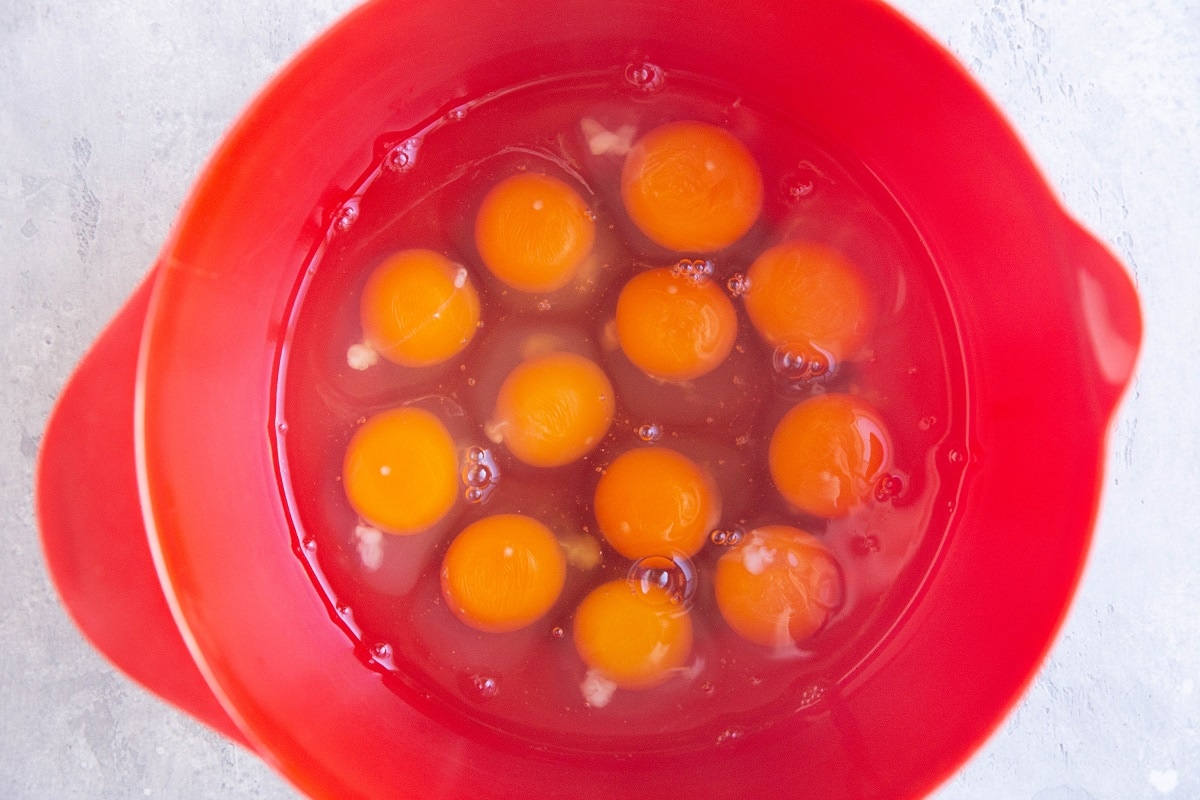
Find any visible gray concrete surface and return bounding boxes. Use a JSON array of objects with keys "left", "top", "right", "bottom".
[{"left": 1, "top": 0, "right": 1196, "bottom": 797}]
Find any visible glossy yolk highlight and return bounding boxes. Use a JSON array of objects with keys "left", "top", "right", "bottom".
[
  {"left": 744, "top": 242, "right": 872, "bottom": 364},
  {"left": 492, "top": 352, "right": 615, "bottom": 467},
  {"left": 360, "top": 249, "right": 480, "bottom": 367},
  {"left": 573, "top": 579, "right": 693, "bottom": 689},
  {"left": 714, "top": 525, "right": 843, "bottom": 648},
  {"left": 475, "top": 173, "right": 596, "bottom": 292},
  {"left": 615, "top": 267, "right": 738, "bottom": 381},
  {"left": 621, "top": 120, "right": 763, "bottom": 253},
  {"left": 342, "top": 407, "right": 458, "bottom": 535},
  {"left": 768, "top": 393, "right": 892, "bottom": 518},
  {"left": 594, "top": 447, "right": 719, "bottom": 559},
  {"left": 440, "top": 514, "right": 567, "bottom": 633}
]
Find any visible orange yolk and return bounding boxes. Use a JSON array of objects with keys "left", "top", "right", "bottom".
[
  {"left": 768, "top": 393, "right": 892, "bottom": 518},
  {"left": 615, "top": 266, "right": 738, "bottom": 381},
  {"left": 621, "top": 120, "right": 763, "bottom": 253},
  {"left": 359, "top": 249, "right": 480, "bottom": 367},
  {"left": 440, "top": 513, "right": 567, "bottom": 633},
  {"left": 714, "top": 525, "right": 843, "bottom": 648},
  {"left": 492, "top": 352, "right": 615, "bottom": 467},
  {"left": 744, "top": 242, "right": 872, "bottom": 364},
  {"left": 342, "top": 407, "right": 458, "bottom": 534},
  {"left": 594, "top": 447, "right": 719, "bottom": 559},
  {"left": 573, "top": 579, "right": 693, "bottom": 689},
  {"left": 475, "top": 173, "right": 596, "bottom": 292}
]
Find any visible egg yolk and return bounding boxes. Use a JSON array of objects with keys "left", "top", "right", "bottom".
[
  {"left": 475, "top": 173, "right": 596, "bottom": 292},
  {"left": 594, "top": 447, "right": 719, "bottom": 559},
  {"left": 621, "top": 120, "right": 763, "bottom": 253},
  {"left": 359, "top": 249, "right": 481, "bottom": 367},
  {"left": 743, "top": 242, "right": 872, "bottom": 364},
  {"left": 768, "top": 393, "right": 892, "bottom": 518},
  {"left": 492, "top": 352, "right": 615, "bottom": 467},
  {"left": 440, "top": 513, "right": 567, "bottom": 633},
  {"left": 573, "top": 579, "right": 693, "bottom": 689},
  {"left": 615, "top": 266, "right": 738, "bottom": 381},
  {"left": 714, "top": 525, "right": 843, "bottom": 648},
  {"left": 342, "top": 407, "right": 458, "bottom": 534}
]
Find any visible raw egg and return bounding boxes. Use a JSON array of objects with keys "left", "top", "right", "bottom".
[
  {"left": 614, "top": 266, "right": 738, "bottom": 381},
  {"left": 768, "top": 393, "right": 892, "bottom": 518},
  {"left": 441, "top": 513, "right": 567, "bottom": 633},
  {"left": 492, "top": 352, "right": 615, "bottom": 467},
  {"left": 621, "top": 120, "right": 763, "bottom": 252},
  {"left": 594, "top": 446, "right": 719, "bottom": 559},
  {"left": 475, "top": 173, "right": 596, "bottom": 292},
  {"left": 342, "top": 407, "right": 458, "bottom": 534},
  {"left": 714, "top": 525, "right": 843, "bottom": 648},
  {"left": 359, "top": 249, "right": 480, "bottom": 367},
  {"left": 573, "top": 579, "right": 693, "bottom": 689},
  {"left": 744, "top": 241, "right": 872, "bottom": 365}
]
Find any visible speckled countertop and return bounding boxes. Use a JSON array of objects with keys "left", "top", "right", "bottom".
[{"left": 2, "top": 1, "right": 1196, "bottom": 798}]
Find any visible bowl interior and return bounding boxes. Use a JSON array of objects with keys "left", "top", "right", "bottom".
[{"left": 137, "top": 0, "right": 1141, "bottom": 798}]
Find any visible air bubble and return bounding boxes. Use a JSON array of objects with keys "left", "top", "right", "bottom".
[
  {"left": 794, "top": 681, "right": 830, "bottom": 711},
  {"left": 464, "top": 463, "right": 492, "bottom": 487},
  {"left": 636, "top": 422, "right": 662, "bottom": 442},
  {"left": 383, "top": 136, "right": 421, "bottom": 173},
  {"left": 370, "top": 642, "right": 392, "bottom": 660},
  {"left": 469, "top": 674, "right": 499, "bottom": 700},
  {"left": 726, "top": 273, "right": 750, "bottom": 297},
  {"left": 700, "top": 681, "right": 715, "bottom": 695},
  {"left": 446, "top": 106, "right": 467, "bottom": 122},
  {"left": 782, "top": 176, "right": 814, "bottom": 203},
  {"left": 276, "top": 420, "right": 288, "bottom": 434},
  {"left": 716, "top": 728, "right": 745, "bottom": 744},
  {"left": 780, "top": 161, "right": 828, "bottom": 206},
  {"left": 918, "top": 416, "right": 936, "bottom": 431},
  {"left": 461, "top": 447, "right": 499, "bottom": 503},
  {"left": 670, "top": 258, "right": 714, "bottom": 283},
  {"left": 772, "top": 344, "right": 833, "bottom": 384},
  {"left": 624, "top": 61, "right": 665, "bottom": 93},
  {"left": 302, "top": 536, "right": 317, "bottom": 552},
  {"left": 386, "top": 150, "right": 409, "bottom": 170},
  {"left": 550, "top": 626, "right": 565, "bottom": 639},
  {"left": 874, "top": 473, "right": 903, "bottom": 502},
  {"left": 710, "top": 528, "right": 743, "bottom": 546},
  {"left": 851, "top": 534, "right": 881, "bottom": 556},
  {"left": 536, "top": 299, "right": 552, "bottom": 312},
  {"left": 332, "top": 201, "right": 358, "bottom": 233},
  {"left": 628, "top": 554, "right": 696, "bottom": 608},
  {"left": 335, "top": 603, "right": 351, "bottom": 617},
  {"left": 948, "top": 449, "right": 964, "bottom": 464}
]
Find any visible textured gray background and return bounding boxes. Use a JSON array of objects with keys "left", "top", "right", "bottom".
[{"left": 2, "top": 0, "right": 1196, "bottom": 797}]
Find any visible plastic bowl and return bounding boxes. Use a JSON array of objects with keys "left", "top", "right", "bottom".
[{"left": 39, "top": 0, "right": 1141, "bottom": 798}]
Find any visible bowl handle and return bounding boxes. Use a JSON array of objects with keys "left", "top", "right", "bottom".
[
  {"left": 34, "top": 268, "right": 250, "bottom": 747},
  {"left": 1061, "top": 218, "right": 1143, "bottom": 413}
]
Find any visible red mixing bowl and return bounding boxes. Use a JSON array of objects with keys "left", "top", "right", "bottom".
[{"left": 36, "top": 0, "right": 1141, "bottom": 797}]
